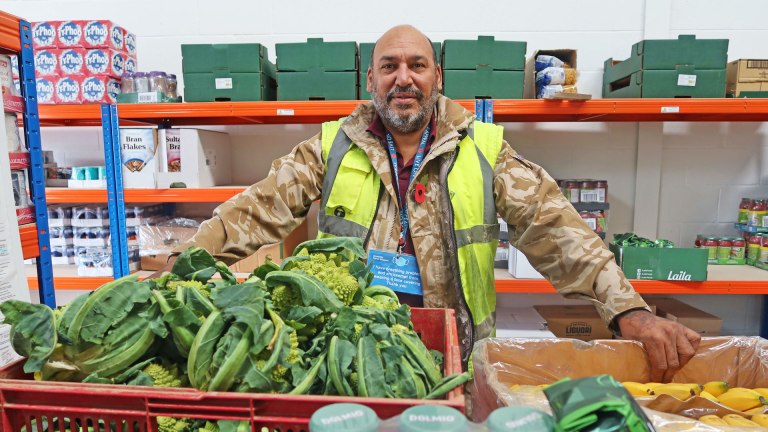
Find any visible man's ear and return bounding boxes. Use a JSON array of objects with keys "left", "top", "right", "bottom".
[
  {"left": 436, "top": 65, "right": 443, "bottom": 92},
  {"left": 366, "top": 67, "right": 373, "bottom": 93}
]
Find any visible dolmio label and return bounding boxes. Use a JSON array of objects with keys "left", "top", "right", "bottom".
[
  {"left": 56, "top": 77, "right": 79, "bottom": 102},
  {"left": 34, "top": 50, "right": 57, "bottom": 75},
  {"left": 85, "top": 50, "right": 109, "bottom": 74},
  {"left": 59, "top": 49, "right": 84, "bottom": 75},
  {"left": 57, "top": 21, "right": 82, "bottom": 46},
  {"left": 83, "top": 21, "right": 109, "bottom": 45},
  {"left": 32, "top": 22, "right": 56, "bottom": 47},
  {"left": 81, "top": 76, "right": 105, "bottom": 102},
  {"left": 36, "top": 78, "right": 54, "bottom": 102}
]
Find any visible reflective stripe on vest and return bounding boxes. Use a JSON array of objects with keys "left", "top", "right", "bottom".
[
  {"left": 319, "top": 119, "right": 380, "bottom": 240},
  {"left": 319, "top": 119, "right": 502, "bottom": 336}
]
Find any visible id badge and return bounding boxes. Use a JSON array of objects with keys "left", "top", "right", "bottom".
[{"left": 367, "top": 249, "right": 423, "bottom": 296}]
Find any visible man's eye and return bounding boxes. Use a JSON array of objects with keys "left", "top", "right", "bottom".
[
  {"left": 414, "top": 63, "right": 426, "bottom": 69},
  {"left": 382, "top": 64, "right": 395, "bottom": 70}
]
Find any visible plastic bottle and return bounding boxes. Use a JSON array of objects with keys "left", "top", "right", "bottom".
[
  {"left": 485, "top": 406, "right": 557, "bottom": 431},
  {"left": 308, "top": 403, "right": 380, "bottom": 432}
]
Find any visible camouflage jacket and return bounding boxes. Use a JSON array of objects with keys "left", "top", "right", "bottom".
[{"left": 176, "top": 95, "right": 650, "bottom": 355}]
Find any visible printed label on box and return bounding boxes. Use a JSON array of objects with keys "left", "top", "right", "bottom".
[
  {"left": 677, "top": 74, "right": 697, "bottom": 87},
  {"left": 215, "top": 78, "right": 233, "bottom": 89},
  {"left": 138, "top": 92, "right": 159, "bottom": 103}
]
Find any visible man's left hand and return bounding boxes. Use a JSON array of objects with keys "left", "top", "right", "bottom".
[{"left": 616, "top": 309, "right": 701, "bottom": 383}]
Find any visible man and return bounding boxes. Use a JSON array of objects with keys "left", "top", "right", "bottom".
[{"left": 163, "top": 25, "right": 700, "bottom": 382}]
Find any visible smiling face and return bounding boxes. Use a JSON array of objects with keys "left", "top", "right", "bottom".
[{"left": 368, "top": 25, "right": 442, "bottom": 134}]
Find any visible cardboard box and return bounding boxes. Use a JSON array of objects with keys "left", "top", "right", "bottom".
[
  {"left": 120, "top": 128, "right": 159, "bottom": 188},
  {"left": 84, "top": 49, "right": 126, "bottom": 78},
  {"left": 443, "top": 69, "right": 524, "bottom": 100},
  {"left": 276, "top": 39, "right": 357, "bottom": 72},
  {"left": 277, "top": 71, "right": 357, "bottom": 101},
  {"left": 507, "top": 246, "right": 544, "bottom": 279},
  {"left": 81, "top": 75, "right": 120, "bottom": 104},
  {"left": 229, "top": 242, "right": 282, "bottom": 273},
  {"left": 139, "top": 223, "right": 200, "bottom": 271},
  {"left": 609, "top": 243, "right": 708, "bottom": 281},
  {"left": 646, "top": 297, "right": 722, "bottom": 336},
  {"left": 81, "top": 20, "right": 125, "bottom": 51},
  {"left": 36, "top": 77, "right": 55, "bottom": 104},
  {"left": 156, "top": 129, "right": 232, "bottom": 188},
  {"left": 33, "top": 49, "right": 59, "bottom": 77},
  {"left": 534, "top": 305, "right": 613, "bottom": 341},
  {"left": 359, "top": 41, "right": 441, "bottom": 100},
  {"left": 726, "top": 59, "right": 768, "bottom": 97},
  {"left": 442, "top": 36, "right": 526, "bottom": 71},
  {"left": 54, "top": 76, "right": 82, "bottom": 104},
  {"left": 182, "top": 43, "right": 273, "bottom": 74},
  {"left": 523, "top": 49, "right": 591, "bottom": 100},
  {"left": 496, "top": 307, "right": 557, "bottom": 339},
  {"left": 32, "top": 21, "right": 57, "bottom": 49},
  {"left": 603, "top": 66, "right": 726, "bottom": 98},
  {"left": 57, "top": 48, "right": 86, "bottom": 76}
]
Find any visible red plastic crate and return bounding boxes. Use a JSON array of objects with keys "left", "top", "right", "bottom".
[{"left": 0, "top": 308, "right": 464, "bottom": 432}]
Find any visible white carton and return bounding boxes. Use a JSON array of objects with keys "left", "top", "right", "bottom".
[
  {"left": 120, "top": 128, "right": 158, "bottom": 188},
  {"left": 496, "top": 307, "right": 557, "bottom": 339},
  {"left": 157, "top": 129, "right": 232, "bottom": 188},
  {"left": 508, "top": 246, "right": 544, "bottom": 279}
]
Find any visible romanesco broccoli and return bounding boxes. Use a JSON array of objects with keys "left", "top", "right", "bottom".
[
  {"left": 270, "top": 284, "right": 300, "bottom": 310},
  {"left": 143, "top": 363, "right": 182, "bottom": 388},
  {"left": 286, "top": 330, "right": 301, "bottom": 364},
  {"left": 167, "top": 279, "right": 210, "bottom": 297},
  {"left": 157, "top": 416, "right": 191, "bottom": 432},
  {"left": 199, "top": 421, "right": 219, "bottom": 432},
  {"left": 293, "top": 253, "right": 359, "bottom": 305}
]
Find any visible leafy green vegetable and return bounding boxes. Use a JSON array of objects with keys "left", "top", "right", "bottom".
[{"left": 0, "top": 301, "right": 57, "bottom": 373}]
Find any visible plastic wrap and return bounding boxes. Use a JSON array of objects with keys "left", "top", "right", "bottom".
[
  {"left": 470, "top": 337, "right": 768, "bottom": 430},
  {"left": 138, "top": 217, "right": 201, "bottom": 256}
]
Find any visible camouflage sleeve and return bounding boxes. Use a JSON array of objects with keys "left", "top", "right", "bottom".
[
  {"left": 171, "top": 133, "right": 325, "bottom": 265},
  {"left": 493, "top": 140, "right": 650, "bottom": 327}
]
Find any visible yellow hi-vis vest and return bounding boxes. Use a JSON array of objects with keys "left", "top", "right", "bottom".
[{"left": 317, "top": 119, "right": 503, "bottom": 356}]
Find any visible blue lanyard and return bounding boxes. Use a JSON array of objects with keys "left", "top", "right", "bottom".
[{"left": 385, "top": 125, "right": 430, "bottom": 253}]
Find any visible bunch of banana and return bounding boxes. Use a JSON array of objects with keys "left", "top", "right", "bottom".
[
  {"left": 751, "top": 414, "right": 768, "bottom": 427},
  {"left": 703, "top": 380, "right": 729, "bottom": 397},
  {"left": 700, "top": 413, "right": 766, "bottom": 427},
  {"left": 717, "top": 388, "right": 768, "bottom": 412}
]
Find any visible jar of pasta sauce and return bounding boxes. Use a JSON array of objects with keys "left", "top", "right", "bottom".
[
  {"left": 739, "top": 198, "right": 752, "bottom": 225},
  {"left": 717, "top": 237, "right": 733, "bottom": 261},
  {"left": 748, "top": 234, "right": 762, "bottom": 265},
  {"left": 702, "top": 236, "right": 719, "bottom": 262},
  {"left": 566, "top": 181, "right": 579, "bottom": 204},
  {"left": 749, "top": 199, "right": 767, "bottom": 227},
  {"left": 761, "top": 235, "right": 768, "bottom": 266},
  {"left": 731, "top": 237, "right": 746, "bottom": 261},
  {"left": 579, "top": 180, "right": 597, "bottom": 203},
  {"left": 595, "top": 180, "right": 608, "bottom": 203}
]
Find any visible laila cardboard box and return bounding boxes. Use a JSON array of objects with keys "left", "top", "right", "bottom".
[
  {"left": 726, "top": 59, "right": 768, "bottom": 97},
  {"left": 609, "top": 243, "right": 708, "bottom": 281},
  {"left": 534, "top": 305, "right": 613, "bottom": 341},
  {"left": 645, "top": 297, "right": 722, "bottom": 336},
  {"left": 156, "top": 129, "right": 232, "bottom": 188}
]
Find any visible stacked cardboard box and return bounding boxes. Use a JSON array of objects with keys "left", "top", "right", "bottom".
[
  {"left": 181, "top": 44, "right": 276, "bottom": 102},
  {"left": 727, "top": 59, "right": 768, "bottom": 98},
  {"left": 442, "top": 36, "right": 526, "bottom": 99},
  {"left": 276, "top": 39, "right": 358, "bottom": 101},
  {"left": 603, "top": 35, "right": 728, "bottom": 98},
  {"left": 358, "top": 41, "right": 442, "bottom": 100},
  {"left": 31, "top": 20, "right": 136, "bottom": 104}
]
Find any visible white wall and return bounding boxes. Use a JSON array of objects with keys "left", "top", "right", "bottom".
[{"left": 4, "top": 0, "right": 768, "bottom": 335}]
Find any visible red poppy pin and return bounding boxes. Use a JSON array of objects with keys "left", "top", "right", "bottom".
[{"left": 413, "top": 183, "right": 426, "bottom": 204}]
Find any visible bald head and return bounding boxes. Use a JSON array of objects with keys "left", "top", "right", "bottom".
[{"left": 369, "top": 25, "right": 438, "bottom": 70}]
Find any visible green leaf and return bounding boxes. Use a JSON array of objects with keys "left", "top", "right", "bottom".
[
  {"left": 171, "top": 247, "right": 216, "bottom": 278},
  {"left": 265, "top": 271, "right": 343, "bottom": 313},
  {"left": 211, "top": 282, "right": 267, "bottom": 311},
  {"left": 187, "top": 267, "right": 218, "bottom": 283},
  {"left": 56, "top": 294, "right": 88, "bottom": 336},
  {"left": 0, "top": 301, "right": 57, "bottom": 373},
  {"left": 188, "top": 310, "right": 226, "bottom": 389},
  {"left": 252, "top": 259, "right": 280, "bottom": 280},
  {"left": 357, "top": 335, "right": 387, "bottom": 397},
  {"left": 282, "top": 305, "right": 323, "bottom": 330},
  {"left": 292, "top": 237, "right": 367, "bottom": 260}
]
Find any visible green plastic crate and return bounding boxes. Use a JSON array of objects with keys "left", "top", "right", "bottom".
[
  {"left": 181, "top": 43, "right": 275, "bottom": 77},
  {"left": 276, "top": 38, "right": 357, "bottom": 72},
  {"left": 183, "top": 71, "right": 276, "bottom": 102},
  {"left": 603, "top": 66, "right": 726, "bottom": 98},
  {"left": 443, "top": 68, "right": 524, "bottom": 99},
  {"left": 442, "top": 36, "right": 526, "bottom": 71},
  {"left": 277, "top": 71, "right": 357, "bottom": 101}
]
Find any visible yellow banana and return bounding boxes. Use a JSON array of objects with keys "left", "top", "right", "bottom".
[
  {"left": 537, "top": 384, "right": 550, "bottom": 389},
  {"left": 649, "top": 384, "right": 696, "bottom": 401},
  {"left": 698, "top": 415, "right": 728, "bottom": 426},
  {"left": 698, "top": 390, "right": 719, "bottom": 402},
  {"left": 751, "top": 413, "right": 768, "bottom": 426},
  {"left": 723, "top": 414, "right": 761, "bottom": 427},
  {"left": 745, "top": 406, "right": 765, "bottom": 415},
  {"left": 753, "top": 388, "right": 768, "bottom": 399},
  {"left": 645, "top": 382, "right": 663, "bottom": 390},
  {"left": 622, "top": 382, "right": 651, "bottom": 397},
  {"left": 703, "top": 380, "right": 729, "bottom": 397},
  {"left": 718, "top": 389, "right": 767, "bottom": 411}
]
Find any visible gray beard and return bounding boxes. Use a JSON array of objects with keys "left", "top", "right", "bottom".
[{"left": 371, "top": 83, "right": 440, "bottom": 134}]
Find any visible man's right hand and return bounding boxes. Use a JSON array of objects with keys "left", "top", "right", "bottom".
[{"left": 146, "top": 255, "right": 177, "bottom": 280}]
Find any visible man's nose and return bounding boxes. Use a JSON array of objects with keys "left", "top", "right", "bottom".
[{"left": 394, "top": 64, "right": 413, "bottom": 87}]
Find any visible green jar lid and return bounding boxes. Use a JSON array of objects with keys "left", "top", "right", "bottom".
[
  {"left": 399, "top": 405, "right": 467, "bottom": 432},
  {"left": 487, "top": 407, "right": 556, "bottom": 432},
  {"left": 309, "top": 403, "right": 380, "bottom": 432}
]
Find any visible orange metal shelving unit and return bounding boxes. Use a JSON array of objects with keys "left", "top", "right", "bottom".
[
  {"left": 494, "top": 278, "right": 768, "bottom": 295},
  {"left": 46, "top": 187, "right": 247, "bottom": 203}
]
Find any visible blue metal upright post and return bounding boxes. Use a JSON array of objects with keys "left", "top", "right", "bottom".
[
  {"left": 18, "top": 20, "right": 55, "bottom": 307},
  {"left": 101, "top": 104, "right": 128, "bottom": 278}
]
